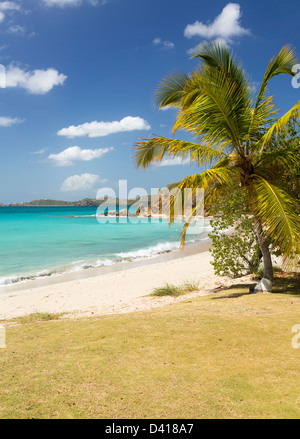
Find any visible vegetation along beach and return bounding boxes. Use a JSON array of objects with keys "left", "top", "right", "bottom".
[{"left": 0, "top": 1, "right": 299, "bottom": 421}]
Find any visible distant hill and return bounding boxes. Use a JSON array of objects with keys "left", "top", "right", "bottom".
[{"left": 2, "top": 196, "right": 151, "bottom": 207}]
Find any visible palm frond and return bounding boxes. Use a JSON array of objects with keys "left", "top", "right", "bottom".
[
  {"left": 179, "top": 203, "right": 202, "bottom": 248},
  {"left": 165, "top": 159, "right": 236, "bottom": 240},
  {"left": 176, "top": 159, "right": 235, "bottom": 192},
  {"left": 249, "top": 176, "right": 300, "bottom": 268},
  {"left": 255, "top": 45, "right": 297, "bottom": 110},
  {"left": 247, "top": 96, "right": 279, "bottom": 147},
  {"left": 155, "top": 43, "right": 254, "bottom": 154},
  {"left": 257, "top": 100, "right": 300, "bottom": 154},
  {"left": 172, "top": 76, "right": 251, "bottom": 153},
  {"left": 192, "top": 42, "right": 247, "bottom": 89},
  {"left": 155, "top": 72, "right": 191, "bottom": 109},
  {"left": 255, "top": 146, "right": 300, "bottom": 170},
  {"left": 134, "top": 136, "right": 228, "bottom": 169}
]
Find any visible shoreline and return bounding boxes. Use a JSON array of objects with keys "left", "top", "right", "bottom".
[
  {"left": 0, "top": 211, "right": 212, "bottom": 290},
  {"left": 0, "top": 237, "right": 211, "bottom": 293},
  {"left": 0, "top": 240, "right": 254, "bottom": 321}
]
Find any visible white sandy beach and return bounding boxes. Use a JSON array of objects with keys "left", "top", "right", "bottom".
[{"left": 0, "top": 247, "right": 253, "bottom": 320}]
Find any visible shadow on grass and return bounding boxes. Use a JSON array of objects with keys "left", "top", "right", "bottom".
[
  {"left": 211, "top": 284, "right": 255, "bottom": 300},
  {"left": 211, "top": 273, "right": 300, "bottom": 300},
  {"left": 271, "top": 273, "right": 300, "bottom": 296}
]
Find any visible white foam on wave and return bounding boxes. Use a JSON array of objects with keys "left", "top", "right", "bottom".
[
  {"left": 68, "top": 214, "right": 97, "bottom": 218},
  {"left": 116, "top": 241, "right": 181, "bottom": 262},
  {"left": 70, "top": 259, "right": 115, "bottom": 271},
  {"left": 0, "top": 258, "right": 116, "bottom": 288},
  {"left": 0, "top": 269, "right": 56, "bottom": 287}
]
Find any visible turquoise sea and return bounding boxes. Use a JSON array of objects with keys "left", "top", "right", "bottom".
[{"left": 0, "top": 206, "right": 212, "bottom": 286}]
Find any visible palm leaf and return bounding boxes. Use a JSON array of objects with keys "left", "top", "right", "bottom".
[
  {"left": 255, "top": 146, "right": 300, "bottom": 171},
  {"left": 176, "top": 159, "right": 235, "bottom": 192},
  {"left": 255, "top": 45, "right": 297, "bottom": 110},
  {"left": 156, "top": 43, "right": 254, "bottom": 154},
  {"left": 249, "top": 176, "right": 300, "bottom": 268},
  {"left": 257, "top": 100, "right": 300, "bottom": 154},
  {"left": 155, "top": 72, "right": 190, "bottom": 109},
  {"left": 134, "top": 136, "right": 228, "bottom": 169}
]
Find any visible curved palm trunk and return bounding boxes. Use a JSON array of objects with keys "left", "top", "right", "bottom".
[{"left": 254, "top": 219, "right": 273, "bottom": 292}]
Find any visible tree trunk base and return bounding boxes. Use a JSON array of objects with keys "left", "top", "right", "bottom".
[{"left": 254, "top": 278, "right": 273, "bottom": 292}]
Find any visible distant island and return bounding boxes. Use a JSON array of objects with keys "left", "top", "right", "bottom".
[{"left": 0, "top": 196, "right": 151, "bottom": 207}]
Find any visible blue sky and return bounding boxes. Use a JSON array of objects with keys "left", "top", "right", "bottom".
[{"left": 0, "top": 0, "right": 299, "bottom": 203}]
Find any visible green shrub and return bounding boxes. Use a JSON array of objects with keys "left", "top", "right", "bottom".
[{"left": 208, "top": 188, "right": 262, "bottom": 278}]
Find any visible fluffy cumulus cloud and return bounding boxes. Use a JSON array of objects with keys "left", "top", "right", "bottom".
[
  {"left": 153, "top": 37, "right": 175, "bottom": 50},
  {"left": 5, "top": 65, "right": 67, "bottom": 94},
  {"left": 61, "top": 173, "right": 105, "bottom": 192},
  {"left": 48, "top": 146, "right": 113, "bottom": 166},
  {"left": 57, "top": 116, "right": 151, "bottom": 138},
  {"left": 184, "top": 3, "right": 250, "bottom": 47},
  {"left": 0, "top": 116, "right": 23, "bottom": 127}
]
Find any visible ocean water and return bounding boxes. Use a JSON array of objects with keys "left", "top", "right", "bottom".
[{"left": 0, "top": 206, "right": 212, "bottom": 286}]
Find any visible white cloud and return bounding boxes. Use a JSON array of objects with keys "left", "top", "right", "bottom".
[
  {"left": 159, "top": 105, "right": 175, "bottom": 111},
  {"left": 0, "top": 1, "right": 21, "bottom": 22},
  {"left": 57, "top": 116, "right": 151, "bottom": 138},
  {"left": 8, "top": 24, "right": 25, "bottom": 35},
  {"left": 184, "top": 3, "right": 250, "bottom": 46},
  {"left": 0, "top": 1, "right": 21, "bottom": 11},
  {"left": 43, "top": 0, "right": 81, "bottom": 6},
  {"left": 5, "top": 65, "right": 67, "bottom": 94},
  {"left": 0, "top": 116, "right": 24, "bottom": 126},
  {"left": 30, "top": 148, "right": 49, "bottom": 155},
  {"left": 153, "top": 37, "right": 174, "bottom": 50},
  {"left": 42, "top": 0, "right": 101, "bottom": 7},
  {"left": 48, "top": 145, "right": 113, "bottom": 166},
  {"left": 152, "top": 156, "right": 190, "bottom": 167},
  {"left": 153, "top": 38, "right": 161, "bottom": 45},
  {"left": 61, "top": 173, "right": 106, "bottom": 192}
]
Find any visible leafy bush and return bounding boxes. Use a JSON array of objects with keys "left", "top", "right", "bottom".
[{"left": 208, "top": 189, "right": 262, "bottom": 278}]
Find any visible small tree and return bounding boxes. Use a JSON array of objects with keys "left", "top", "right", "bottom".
[{"left": 208, "top": 188, "right": 262, "bottom": 277}]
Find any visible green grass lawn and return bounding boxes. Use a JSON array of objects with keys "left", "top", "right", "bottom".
[{"left": 0, "top": 274, "right": 299, "bottom": 419}]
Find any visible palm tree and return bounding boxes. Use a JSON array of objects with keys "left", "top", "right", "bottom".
[{"left": 135, "top": 44, "right": 300, "bottom": 292}]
